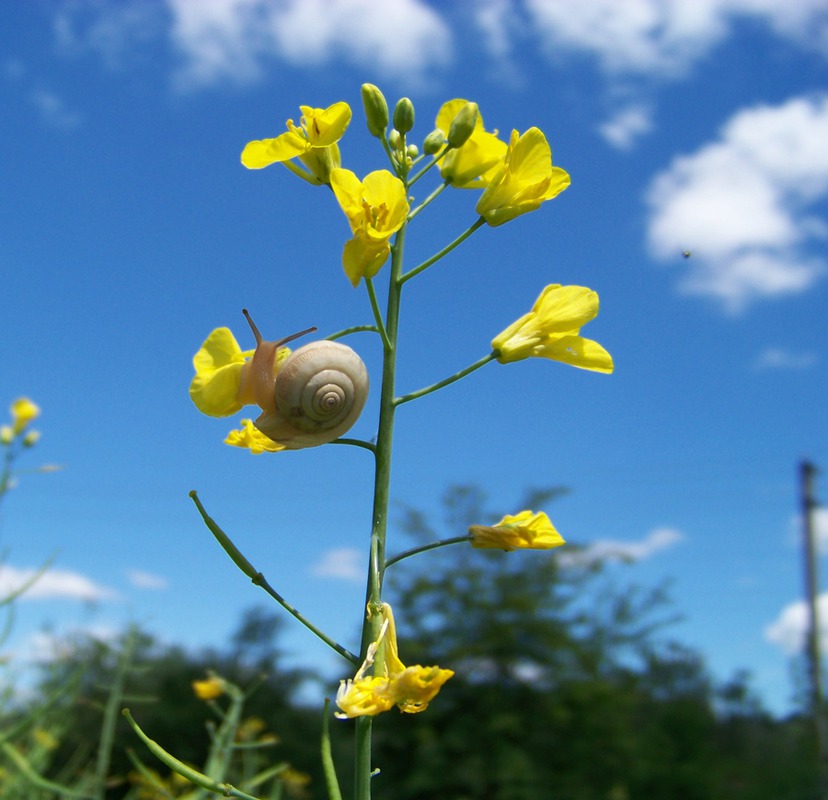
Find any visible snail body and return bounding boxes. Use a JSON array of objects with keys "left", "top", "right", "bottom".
[{"left": 239, "top": 311, "right": 369, "bottom": 450}]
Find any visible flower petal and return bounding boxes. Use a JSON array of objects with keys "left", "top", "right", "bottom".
[
  {"left": 241, "top": 131, "right": 307, "bottom": 169},
  {"left": 224, "top": 419, "right": 287, "bottom": 454},
  {"left": 190, "top": 328, "right": 247, "bottom": 417},
  {"left": 469, "top": 510, "right": 565, "bottom": 550},
  {"left": 537, "top": 335, "right": 615, "bottom": 373}
]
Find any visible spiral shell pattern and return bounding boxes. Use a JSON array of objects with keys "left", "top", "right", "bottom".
[{"left": 254, "top": 340, "right": 368, "bottom": 449}]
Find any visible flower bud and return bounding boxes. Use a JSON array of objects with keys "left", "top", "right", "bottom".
[
  {"left": 23, "top": 430, "right": 40, "bottom": 448},
  {"left": 0, "top": 425, "right": 12, "bottom": 445},
  {"left": 392, "top": 97, "right": 415, "bottom": 134},
  {"left": 406, "top": 144, "right": 419, "bottom": 159},
  {"left": 422, "top": 128, "right": 445, "bottom": 155},
  {"left": 388, "top": 129, "right": 402, "bottom": 151},
  {"left": 447, "top": 102, "right": 479, "bottom": 148},
  {"left": 361, "top": 83, "right": 388, "bottom": 137}
]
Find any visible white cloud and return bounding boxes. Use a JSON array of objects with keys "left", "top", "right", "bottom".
[
  {"left": 646, "top": 94, "right": 828, "bottom": 310},
  {"left": 53, "top": 1, "right": 164, "bottom": 69},
  {"left": 167, "top": 0, "right": 452, "bottom": 90},
  {"left": 13, "top": 625, "right": 120, "bottom": 664},
  {"left": 559, "top": 527, "right": 683, "bottom": 568},
  {"left": 765, "top": 591, "right": 828, "bottom": 655},
  {"left": 126, "top": 569, "right": 168, "bottom": 590},
  {"left": 29, "top": 89, "right": 82, "bottom": 129},
  {"left": 753, "top": 347, "right": 819, "bottom": 370},
  {"left": 524, "top": 0, "right": 726, "bottom": 77},
  {"left": 519, "top": 0, "right": 828, "bottom": 78},
  {"left": 598, "top": 104, "right": 653, "bottom": 149},
  {"left": 474, "top": 0, "right": 516, "bottom": 61},
  {"left": 0, "top": 565, "right": 116, "bottom": 602},
  {"left": 311, "top": 547, "right": 363, "bottom": 581}
]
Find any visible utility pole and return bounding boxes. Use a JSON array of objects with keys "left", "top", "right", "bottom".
[{"left": 801, "top": 460, "right": 826, "bottom": 798}]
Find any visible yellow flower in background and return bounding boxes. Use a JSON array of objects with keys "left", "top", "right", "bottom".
[
  {"left": 330, "top": 168, "right": 409, "bottom": 286},
  {"left": 192, "top": 676, "right": 225, "bottom": 700},
  {"left": 10, "top": 397, "right": 40, "bottom": 434},
  {"left": 336, "top": 604, "right": 453, "bottom": 718},
  {"left": 0, "top": 427, "right": 12, "bottom": 445},
  {"left": 241, "top": 102, "right": 351, "bottom": 184},
  {"left": 476, "top": 128, "right": 570, "bottom": 226},
  {"left": 436, "top": 99, "right": 507, "bottom": 188},
  {"left": 469, "top": 510, "right": 565, "bottom": 551},
  {"left": 225, "top": 419, "right": 287, "bottom": 454},
  {"left": 492, "top": 284, "right": 614, "bottom": 373},
  {"left": 189, "top": 328, "right": 253, "bottom": 417}
]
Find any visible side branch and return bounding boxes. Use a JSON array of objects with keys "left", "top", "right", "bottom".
[{"left": 189, "top": 491, "right": 358, "bottom": 665}]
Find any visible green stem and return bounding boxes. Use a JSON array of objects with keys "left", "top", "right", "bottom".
[
  {"left": 93, "top": 627, "right": 139, "bottom": 800},
  {"left": 400, "top": 216, "right": 486, "bottom": 284},
  {"left": 252, "top": 572, "right": 358, "bottom": 664},
  {"left": 331, "top": 438, "right": 377, "bottom": 454},
  {"left": 354, "top": 202, "right": 408, "bottom": 800},
  {"left": 326, "top": 325, "right": 380, "bottom": 341},
  {"left": 189, "top": 491, "right": 358, "bottom": 665},
  {"left": 280, "top": 159, "right": 323, "bottom": 186},
  {"left": 395, "top": 353, "right": 496, "bottom": 406},
  {"left": 407, "top": 181, "right": 449, "bottom": 222},
  {"left": 407, "top": 145, "right": 451, "bottom": 188},
  {"left": 385, "top": 536, "right": 471, "bottom": 568},
  {"left": 365, "top": 278, "right": 391, "bottom": 350},
  {"left": 0, "top": 742, "right": 93, "bottom": 798},
  {"left": 123, "top": 710, "right": 262, "bottom": 800},
  {"left": 321, "top": 699, "right": 343, "bottom": 800}
]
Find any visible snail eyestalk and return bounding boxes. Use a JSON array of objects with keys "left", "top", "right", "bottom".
[{"left": 242, "top": 308, "right": 317, "bottom": 348}]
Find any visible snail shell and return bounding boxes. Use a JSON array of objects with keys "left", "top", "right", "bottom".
[
  {"left": 254, "top": 340, "right": 369, "bottom": 449},
  {"left": 238, "top": 310, "right": 369, "bottom": 449}
]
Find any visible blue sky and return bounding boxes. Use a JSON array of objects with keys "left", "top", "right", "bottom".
[{"left": 1, "top": 0, "right": 827, "bottom": 716}]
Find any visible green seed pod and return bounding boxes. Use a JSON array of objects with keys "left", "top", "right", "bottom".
[
  {"left": 393, "top": 97, "right": 415, "bottom": 134},
  {"left": 361, "top": 83, "right": 389, "bottom": 137},
  {"left": 447, "top": 102, "right": 479, "bottom": 148},
  {"left": 422, "top": 128, "right": 445, "bottom": 155}
]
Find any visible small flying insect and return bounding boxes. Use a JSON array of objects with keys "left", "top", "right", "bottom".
[{"left": 682, "top": 250, "right": 692, "bottom": 259}]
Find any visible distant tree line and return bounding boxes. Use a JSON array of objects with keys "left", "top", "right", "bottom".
[{"left": 0, "top": 486, "right": 818, "bottom": 799}]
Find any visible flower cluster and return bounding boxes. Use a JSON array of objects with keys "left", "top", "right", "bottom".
[
  {"left": 187, "top": 86, "right": 614, "bottom": 741},
  {"left": 336, "top": 604, "right": 454, "bottom": 718},
  {"left": 1, "top": 397, "right": 40, "bottom": 447}
]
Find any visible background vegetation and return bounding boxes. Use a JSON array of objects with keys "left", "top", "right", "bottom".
[{"left": 1, "top": 486, "right": 818, "bottom": 799}]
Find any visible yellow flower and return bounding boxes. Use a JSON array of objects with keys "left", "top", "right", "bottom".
[
  {"left": 492, "top": 284, "right": 614, "bottom": 373},
  {"left": 241, "top": 102, "right": 351, "bottom": 184},
  {"left": 476, "top": 128, "right": 570, "bottom": 226},
  {"left": 330, "top": 168, "right": 409, "bottom": 286},
  {"left": 191, "top": 320, "right": 309, "bottom": 452},
  {"left": 189, "top": 328, "right": 253, "bottom": 418},
  {"left": 10, "top": 397, "right": 40, "bottom": 434},
  {"left": 33, "top": 728, "right": 59, "bottom": 750},
  {"left": 436, "top": 99, "right": 507, "bottom": 188},
  {"left": 469, "top": 510, "right": 565, "bottom": 551},
  {"left": 279, "top": 767, "right": 312, "bottom": 796},
  {"left": 0, "top": 426, "right": 13, "bottom": 445},
  {"left": 336, "top": 604, "right": 453, "bottom": 718},
  {"left": 225, "top": 419, "right": 286, "bottom": 454},
  {"left": 192, "top": 676, "right": 225, "bottom": 700}
]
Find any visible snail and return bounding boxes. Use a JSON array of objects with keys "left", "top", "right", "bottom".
[{"left": 239, "top": 309, "right": 369, "bottom": 450}]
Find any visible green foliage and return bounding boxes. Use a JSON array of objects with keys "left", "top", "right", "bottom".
[
  {"left": 0, "top": 610, "right": 324, "bottom": 799},
  {"left": 1, "top": 485, "right": 820, "bottom": 799},
  {"left": 367, "top": 485, "right": 817, "bottom": 800}
]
